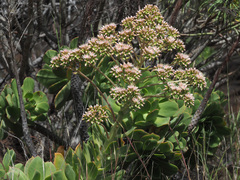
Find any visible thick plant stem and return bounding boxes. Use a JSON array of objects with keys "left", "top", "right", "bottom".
[
  {"left": 70, "top": 73, "right": 89, "bottom": 148},
  {"left": 9, "top": 51, "right": 37, "bottom": 157},
  {"left": 15, "top": 77, "right": 37, "bottom": 157}
]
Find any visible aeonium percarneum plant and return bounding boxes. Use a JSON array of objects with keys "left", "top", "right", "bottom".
[{"left": 50, "top": 4, "right": 209, "bottom": 178}]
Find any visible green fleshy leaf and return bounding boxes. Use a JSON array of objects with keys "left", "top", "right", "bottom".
[
  {"left": 54, "top": 81, "right": 71, "bottom": 110},
  {"left": 153, "top": 154, "right": 166, "bottom": 159},
  {"left": 209, "top": 135, "right": 221, "bottom": 148},
  {"left": 0, "top": 164, "right": 5, "bottom": 178},
  {"left": 158, "top": 161, "right": 178, "bottom": 176},
  {"left": 6, "top": 106, "right": 20, "bottom": 122},
  {"left": 52, "top": 67, "right": 69, "bottom": 79},
  {"left": 126, "top": 153, "right": 138, "bottom": 162},
  {"left": 44, "top": 162, "right": 56, "bottom": 178},
  {"left": 65, "top": 164, "right": 76, "bottom": 180},
  {"left": 11, "top": 94, "right": 19, "bottom": 108},
  {"left": 150, "top": 99, "right": 160, "bottom": 111},
  {"left": 138, "top": 100, "right": 151, "bottom": 114},
  {"left": 87, "top": 162, "right": 98, "bottom": 180},
  {"left": 129, "top": 141, "right": 143, "bottom": 152},
  {"left": 24, "top": 156, "right": 44, "bottom": 180},
  {"left": 158, "top": 100, "right": 179, "bottom": 117},
  {"left": 6, "top": 94, "right": 13, "bottom": 107},
  {"left": 4, "top": 86, "right": 13, "bottom": 96},
  {"left": 7, "top": 167, "right": 28, "bottom": 180},
  {"left": 104, "top": 141, "right": 118, "bottom": 154},
  {"left": 211, "top": 116, "right": 225, "bottom": 126},
  {"left": 82, "top": 143, "right": 91, "bottom": 164},
  {"left": 103, "top": 95, "right": 120, "bottom": 113},
  {"left": 3, "top": 149, "right": 16, "bottom": 172},
  {"left": 70, "top": 37, "right": 79, "bottom": 49},
  {"left": 35, "top": 102, "right": 49, "bottom": 114},
  {"left": 65, "top": 148, "right": 74, "bottom": 166},
  {"left": 0, "top": 95, "right": 6, "bottom": 108},
  {"left": 158, "top": 142, "right": 172, "bottom": 153},
  {"left": 143, "top": 139, "right": 158, "bottom": 151},
  {"left": 36, "top": 68, "right": 63, "bottom": 88},
  {"left": 130, "top": 129, "right": 149, "bottom": 141},
  {"left": 11, "top": 79, "right": 19, "bottom": 102},
  {"left": 153, "top": 116, "right": 170, "bottom": 127},
  {"left": 31, "top": 114, "right": 47, "bottom": 121},
  {"left": 45, "top": 170, "right": 68, "bottom": 180},
  {"left": 48, "top": 79, "right": 69, "bottom": 94},
  {"left": 22, "top": 77, "right": 35, "bottom": 96},
  {"left": 216, "top": 125, "right": 231, "bottom": 136},
  {"left": 171, "top": 151, "right": 182, "bottom": 160},
  {"left": 32, "top": 170, "right": 41, "bottom": 180},
  {"left": 32, "top": 91, "right": 49, "bottom": 104},
  {"left": 141, "top": 133, "right": 160, "bottom": 141},
  {"left": 43, "top": 50, "right": 58, "bottom": 64},
  {"left": 15, "top": 163, "right": 24, "bottom": 172},
  {"left": 146, "top": 109, "right": 159, "bottom": 122},
  {"left": 54, "top": 153, "right": 66, "bottom": 171},
  {"left": 24, "top": 92, "right": 33, "bottom": 99},
  {"left": 133, "top": 113, "right": 145, "bottom": 122},
  {"left": 0, "top": 120, "right": 6, "bottom": 140},
  {"left": 173, "top": 105, "right": 186, "bottom": 117},
  {"left": 202, "top": 102, "right": 224, "bottom": 118}
]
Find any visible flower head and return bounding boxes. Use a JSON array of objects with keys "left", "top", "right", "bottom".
[
  {"left": 172, "top": 53, "right": 191, "bottom": 67},
  {"left": 110, "top": 85, "right": 145, "bottom": 109},
  {"left": 184, "top": 92, "right": 195, "bottom": 106},
  {"left": 118, "top": 29, "right": 134, "bottom": 43},
  {"left": 111, "top": 62, "right": 141, "bottom": 83},
  {"left": 50, "top": 48, "right": 81, "bottom": 70},
  {"left": 153, "top": 64, "right": 174, "bottom": 80},
  {"left": 142, "top": 46, "right": 161, "bottom": 60},
  {"left": 82, "top": 105, "right": 109, "bottom": 124},
  {"left": 113, "top": 43, "right": 133, "bottom": 60},
  {"left": 99, "top": 23, "right": 117, "bottom": 36},
  {"left": 121, "top": 16, "right": 136, "bottom": 29},
  {"left": 185, "top": 68, "right": 207, "bottom": 90},
  {"left": 136, "top": 4, "right": 163, "bottom": 25},
  {"left": 164, "top": 81, "right": 194, "bottom": 106}
]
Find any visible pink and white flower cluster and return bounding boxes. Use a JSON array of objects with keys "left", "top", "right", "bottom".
[
  {"left": 110, "top": 85, "right": 145, "bottom": 109},
  {"left": 82, "top": 105, "right": 109, "bottom": 124},
  {"left": 50, "top": 4, "right": 207, "bottom": 109},
  {"left": 142, "top": 46, "right": 161, "bottom": 60},
  {"left": 113, "top": 43, "right": 133, "bottom": 60},
  {"left": 50, "top": 49, "right": 81, "bottom": 69},
  {"left": 165, "top": 82, "right": 195, "bottom": 106},
  {"left": 111, "top": 62, "right": 141, "bottom": 83},
  {"left": 185, "top": 68, "right": 207, "bottom": 90},
  {"left": 172, "top": 53, "right": 191, "bottom": 67},
  {"left": 153, "top": 64, "right": 174, "bottom": 80},
  {"left": 50, "top": 4, "right": 187, "bottom": 70},
  {"left": 99, "top": 23, "right": 117, "bottom": 37}
]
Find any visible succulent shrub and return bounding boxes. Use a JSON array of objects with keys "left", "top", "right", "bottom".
[
  {"left": 32, "top": 4, "right": 228, "bottom": 179},
  {"left": 0, "top": 77, "right": 49, "bottom": 138},
  {"left": 0, "top": 3, "right": 231, "bottom": 180}
]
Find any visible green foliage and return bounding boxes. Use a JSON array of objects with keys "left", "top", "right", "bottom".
[
  {"left": 0, "top": 78, "right": 49, "bottom": 138},
  {"left": 0, "top": 142, "right": 126, "bottom": 180},
  {"left": 34, "top": 4, "right": 230, "bottom": 178},
  {"left": 36, "top": 64, "right": 71, "bottom": 110}
]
